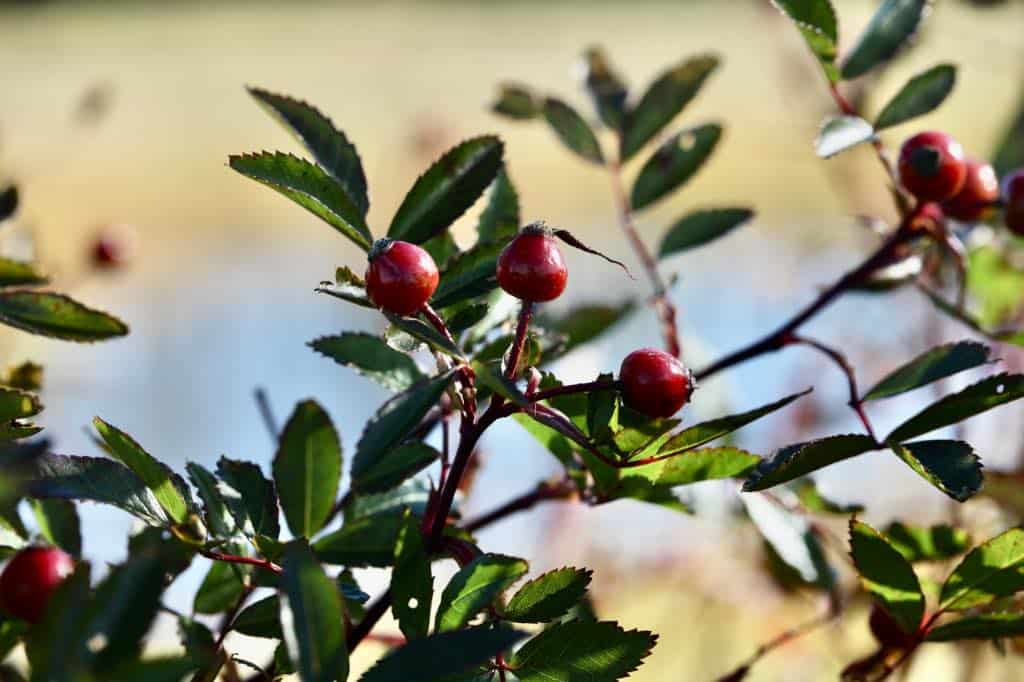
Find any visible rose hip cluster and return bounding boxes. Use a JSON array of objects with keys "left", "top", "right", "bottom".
[
  {"left": 897, "top": 130, "right": 1024, "bottom": 235},
  {"left": 364, "top": 223, "right": 694, "bottom": 419}
]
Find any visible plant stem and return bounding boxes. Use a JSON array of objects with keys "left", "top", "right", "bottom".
[
  {"left": 464, "top": 478, "right": 576, "bottom": 532},
  {"left": 253, "top": 387, "right": 279, "bottom": 442},
  {"left": 718, "top": 608, "right": 837, "bottom": 681},
  {"left": 346, "top": 588, "right": 392, "bottom": 650},
  {"left": 607, "top": 160, "right": 682, "bottom": 358},
  {"left": 829, "top": 83, "right": 902, "bottom": 194},
  {"left": 529, "top": 379, "right": 621, "bottom": 403},
  {"left": 200, "top": 549, "right": 282, "bottom": 575},
  {"left": 214, "top": 584, "right": 255, "bottom": 651},
  {"left": 505, "top": 301, "right": 534, "bottom": 379}
]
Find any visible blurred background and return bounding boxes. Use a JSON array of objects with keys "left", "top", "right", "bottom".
[{"left": 2, "top": 0, "right": 1024, "bottom": 679}]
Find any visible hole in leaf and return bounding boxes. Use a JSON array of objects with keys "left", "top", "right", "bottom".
[
  {"left": 87, "top": 634, "right": 107, "bottom": 653},
  {"left": 408, "top": 597, "right": 419, "bottom": 610},
  {"left": 678, "top": 133, "right": 696, "bottom": 152},
  {"left": 996, "top": 384, "right": 1006, "bottom": 394}
]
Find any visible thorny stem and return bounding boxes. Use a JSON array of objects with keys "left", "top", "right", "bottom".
[
  {"left": 505, "top": 301, "right": 534, "bottom": 379},
  {"left": 200, "top": 549, "right": 282, "bottom": 575},
  {"left": 607, "top": 159, "right": 682, "bottom": 358}
]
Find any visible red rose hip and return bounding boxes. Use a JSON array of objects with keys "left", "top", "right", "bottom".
[
  {"left": 365, "top": 239, "right": 440, "bottom": 316},
  {"left": 1004, "top": 169, "right": 1024, "bottom": 236},
  {"left": 943, "top": 159, "right": 1000, "bottom": 221},
  {"left": 0, "top": 546, "right": 74, "bottom": 624},
  {"left": 619, "top": 348, "right": 694, "bottom": 418},
  {"left": 897, "top": 131, "right": 967, "bottom": 202},
  {"left": 497, "top": 225, "right": 568, "bottom": 302}
]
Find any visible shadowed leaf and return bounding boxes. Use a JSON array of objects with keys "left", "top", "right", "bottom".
[
  {"left": 631, "top": 124, "right": 721, "bottom": 210},
  {"left": 310, "top": 333, "right": 425, "bottom": 391},
  {"left": 280, "top": 541, "right": 348, "bottom": 682},
  {"left": 842, "top": 0, "right": 932, "bottom": 80},
  {"left": 890, "top": 440, "right": 982, "bottom": 502},
  {"left": 509, "top": 619, "right": 657, "bottom": 682},
  {"left": 863, "top": 340, "right": 992, "bottom": 401},
  {"left": 273, "top": 400, "right": 342, "bottom": 538},
  {"left": 391, "top": 510, "right": 433, "bottom": 639},
  {"left": 850, "top": 519, "right": 924, "bottom": 634},
  {"left": 884, "top": 522, "right": 969, "bottom": 562},
  {"left": 886, "top": 373, "right": 1024, "bottom": 442},
  {"left": 926, "top": 613, "right": 1024, "bottom": 642},
  {"left": 359, "top": 627, "right": 526, "bottom": 682},
  {"left": 542, "top": 98, "right": 604, "bottom": 164},
  {"left": 874, "top": 64, "right": 956, "bottom": 130},
  {"left": 659, "top": 208, "right": 753, "bottom": 257},
  {"left": 744, "top": 434, "right": 878, "bottom": 491},
  {"left": 492, "top": 83, "right": 540, "bottom": 120}
]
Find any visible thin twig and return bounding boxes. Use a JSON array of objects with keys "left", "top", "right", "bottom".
[
  {"left": 529, "top": 379, "right": 621, "bottom": 403},
  {"left": 199, "top": 549, "right": 281, "bottom": 575},
  {"left": 253, "top": 387, "right": 278, "bottom": 442},
  {"left": 718, "top": 608, "right": 837, "bottom": 681},
  {"left": 464, "top": 478, "right": 576, "bottom": 532},
  {"left": 505, "top": 301, "right": 534, "bottom": 379}
]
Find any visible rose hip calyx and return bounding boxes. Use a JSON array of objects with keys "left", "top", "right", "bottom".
[{"left": 496, "top": 222, "right": 569, "bottom": 303}]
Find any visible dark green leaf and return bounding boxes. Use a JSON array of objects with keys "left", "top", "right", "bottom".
[
  {"left": 280, "top": 540, "right": 348, "bottom": 682},
  {"left": 353, "top": 442, "right": 438, "bottom": 495},
  {"left": 884, "top": 522, "right": 969, "bottom": 563},
  {"left": 0, "top": 258, "right": 47, "bottom": 287},
  {"left": 386, "top": 314, "right": 466, "bottom": 359},
  {"left": 273, "top": 400, "right": 342, "bottom": 538},
  {"left": 392, "top": 510, "right": 433, "bottom": 639},
  {"left": 436, "top": 554, "right": 529, "bottom": 632},
  {"left": 0, "top": 186, "right": 17, "bottom": 222},
  {"left": 0, "top": 618, "right": 27, "bottom": 662},
  {"left": 582, "top": 46, "right": 629, "bottom": 130},
  {"left": 542, "top": 98, "right": 604, "bottom": 164},
  {"left": 631, "top": 123, "right": 721, "bottom": 210},
  {"left": 743, "top": 492, "right": 834, "bottom": 588},
  {"left": 229, "top": 152, "right": 372, "bottom": 250},
  {"left": 0, "top": 388, "right": 40, "bottom": 422},
  {"left": 939, "top": 528, "right": 1024, "bottom": 611},
  {"left": 815, "top": 115, "right": 876, "bottom": 158},
  {"left": 792, "top": 479, "right": 863, "bottom": 514},
  {"left": 316, "top": 265, "right": 373, "bottom": 309},
  {"left": 186, "top": 462, "right": 238, "bottom": 539},
  {"left": 446, "top": 302, "right": 491, "bottom": 336},
  {"left": 744, "top": 434, "right": 878, "bottom": 491},
  {"left": 25, "top": 565, "right": 92, "bottom": 678},
  {"left": 492, "top": 84, "right": 539, "bottom": 120},
  {"left": 850, "top": 519, "right": 924, "bottom": 634},
  {"left": 886, "top": 373, "right": 1024, "bottom": 442},
  {"left": 310, "top": 333, "right": 425, "bottom": 391},
  {"left": 770, "top": 0, "right": 839, "bottom": 82},
  {"left": 422, "top": 231, "right": 460, "bottom": 268},
  {"left": 842, "top": 0, "right": 931, "bottom": 80},
  {"left": 106, "top": 657, "right": 200, "bottom": 682},
  {"left": 874, "top": 64, "right": 957, "bottom": 130},
  {"left": 346, "top": 479, "right": 432, "bottom": 521},
  {"left": 359, "top": 627, "right": 526, "bottom": 682},
  {"left": 890, "top": 440, "right": 982, "bottom": 502},
  {"left": 194, "top": 560, "right": 245, "bottom": 614},
  {"left": 504, "top": 567, "right": 592, "bottom": 624},
  {"left": 624, "top": 447, "right": 759, "bottom": 486},
  {"left": 993, "top": 92, "right": 1024, "bottom": 177},
  {"left": 926, "top": 613, "right": 1024, "bottom": 642},
  {"left": 30, "top": 499, "right": 81, "bottom": 557},
  {"left": 314, "top": 511, "right": 403, "bottom": 567},
  {"left": 620, "top": 55, "right": 719, "bottom": 161},
  {"left": 509, "top": 619, "right": 657, "bottom": 682},
  {"left": 234, "top": 595, "right": 281, "bottom": 639},
  {"left": 863, "top": 340, "right": 992, "bottom": 401},
  {"left": 389, "top": 136, "right": 504, "bottom": 244},
  {"left": 476, "top": 168, "right": 520, "bottom": 243},
  {"left": 93, "top": 417, "right": 191, "bottom": 524},
  {"left": 432, "top": 241, "right": 504, "bottom": 309},
  {"left": 216, "top": 456, "right": 280, "bottom": 540},
  {"left": 659, "top": 208, "right": 752, "bottom": 257},
  {"left": 178, "top": 615, "right": 219, "bottom": 671},
  {"left": 473, "top": 361, "right": 529, "bottom": 407},
  {"left": 0, "top": 292, "right": 127, "bottom": 342}
]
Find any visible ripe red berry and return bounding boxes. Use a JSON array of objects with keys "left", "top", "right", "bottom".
[
  {"left": 943, "top": 159, "right": 1000, "bottom": 221},
  {"left": 365, "top": 239, "right": 439, "bottom": 316},
  {"left": 496, "top": 226, "right": 568, "bottom": 302},
  {"left": 0, "top": 546, "right": 74, "bottom": 624},
  {"left": 1003, "top": 169, "right": 1024, "bottom": 237},
  {"left": 868, "top": 604, "right": 914, "bottom": 649},
  {"left": 897, "top": 131, "right": 967, "bottom": 202},
  {"left": 619, "top": 348, "right": 694, "bottom": 418}
]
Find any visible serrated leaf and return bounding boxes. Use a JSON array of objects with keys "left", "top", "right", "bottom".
[
  {"left": 890, "top": 440, "right": 982, "bottom": 502},
  {"left": 993, "top": 92, "right": 1024, "bottom": 177},
  {"left": 476, "top": 168, "right": 520, "bottom": 243},
  {"left": 886, "top": 373, "right": 1024, "bottom": 442},
  {"left": 743, "top": 493, "right": 834, "bottom": 588},
  {"left": 745, "top": 434, "right": 879, "bottom": 492},
  {"left": 0, "top": 258, "right": 47, "bottom": 287},
  {"left": 863, "top": 340, "right": 992, "bottom": 401},
  {"left": 386, "top": 314, "right": 466, "bottom": 359},
  {"left": 316, "top": 265, "right": 373, "bottom": 308},
  {"left": 272, "top": 400, "right": 342, "bottom": 538},
  {"left": 884, "top": 522, "right": 969, "bottom": 563},
  {"left": 504, "top": 567, "right": 592, "bottom": 623},
  {"left": 509, "top": 619, "right": 657, "bottom": 682},
  {"left": 314, "top": 511, "right": 403, "bottom": 567},
  {"left": 354, "top": 442, "right": 439, "bottom": 495},
  {"left": 492, "top": 83, "right": 539, "bottom": 120},
  {"left": 389, "top": 136, "right": 504, "bottom": 244},
  {"left": 248, "top": 87, "right": 369, "bottom": 215},
  {"left": 815, "top": 115, "right": 876, "bottom": 158},
  {"left": 310, "top": 333, "right": 425, "bottom": 391},
  {"left": 842, "top": 0, "right": 931, "bottom": 80},
  {"left": 771, "top": 0, "right": 839, "bottom": 82},
  {"left": 850, "top": 519, "right": 924, "bottom": 634},
  {"left": 926, "top": 612, "right": 1024, "bottom": 642},
  {"left": 0, "top": 186, "right": 17, "bottom": 222},
  {"left": 436, "top": 554, "right": 529, "bottom": 632},
  {"left": 30, "top": 499, "right": 81, "bottom": 557},
  {"left": 624, "top": 447, "right": 759, "bottom": 486},
  {"left": 542, "top": 98, "right": 604, "bottom": 164},
  {"left": 659, "top": 208, "right": 753, "bottom": 258},
  {"left": 939, "top": 528, "right": 1024, "bottom": 611},
  {"left": 216, "top": 456, "right": 280, "bottom": 540},
  {"left": 186, "top": 462, "right": 237, "bottom": 539},
  {"left": 346, "top": 479, "right": 432, "bottom": 521},
  {"left": 620, "top": 55, "right": 719, "bottom": 161},
  {"left": 360, "top": 627, "right": 526, "bottom": 682},
  {"left": 631, "top": 124, "right": 721, "bottom": 210},
  {"left": 229, "top": 152, "right": 372, "bottom": 250},
  {"left": 432, "top": 241, "right": 504, "bottom": 309},
  {"left": 194, "top": 560, "right": 245, "bottom": 614},
  {"left": 874, "top": 64, "right": 956, "bottom": 130},
  {"left": 280, "top": 540, "right": 348, "bottom": 682},
  {"left": 0, "top": 291, "right": 127, "bottom": 342},
  {"left": 392, "top": 510, "right": 433, "bottom": 639}
]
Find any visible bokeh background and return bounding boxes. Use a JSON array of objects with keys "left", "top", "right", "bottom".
[{"left": 2, "top": 0, "right": 1024, "bottom": 679}]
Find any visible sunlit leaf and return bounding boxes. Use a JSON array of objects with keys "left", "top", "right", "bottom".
[
  {"left": 542, "top": 98, "right": 604, "bottom": 164},
  {"left": 509, "top": 619, "right": 657, "bottom": 682},
  {"left": 815, "top": 115, "right": 876, "bottom": 158},
  {"left": 889, "top": 440, "right": 982, "bottom": 502},
  {"left": 863, "top": 341, "right": 992, "bottom": 401},
  {"left": 504, "top": 567, "right": 593, "bottom": 624},
  {"left": 850, "top": 519, "right": 924, "bottom": 634},
  {"left": 273, "top": 400, "right": 342, "bottom": 538},
  {"left": 939, "top": 528, "right": 1024, "bottom": 611},
  {"left": 310, "top": 333, "right": 425, "bottom": 391},
  {"left": 886, "top": 373, "right": 1024, "bottom": 442}
]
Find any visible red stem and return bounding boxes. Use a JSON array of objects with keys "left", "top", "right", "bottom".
[
  {"left": 200, "top": 550, "right": 282, "bottom": 575},
  {"left": 529, "top": 379, "right": 621, "bottom": 403},
  {"left": 505, "top": 301, "right": 534, "bottom": 379}
]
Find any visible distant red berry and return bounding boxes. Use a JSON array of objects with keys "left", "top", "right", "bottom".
[
  {"left": 943, "top": 159, "right": 1000, "bottom": 221},
  {"left": 868, "top": 604, "right": 915, "bottom": 649},
  {"left": 496, "top": 227, "right": 568, "bottom": 302},
  {"left": 0, "top": 546, "right": 74, "bottom": 624},
  {"left": 897, "top": 132, "right": 967, "bottom": 202},
  {"left": 909, "top": 202, "right": 945, "bottom": 233},
  {"left": 1004, "top": 169, "right": 1024, "bottom": 237},
  {"left": 619, "top": 348, "right": 693, "bottom": 418},
  {"left": 365, "top": 239, "right": 439, "bottom": 316}
]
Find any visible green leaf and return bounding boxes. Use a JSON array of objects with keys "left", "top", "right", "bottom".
[
  {"left": 106, "top": 657, "right": 200, "bottom": 682},
  {"left": 436, "top": 554, "right": 529, "bottom": 632},
  {"left": 874, "top": 64, "right": 957, "bottom": 131},
  {"left": 890, "top": 440, "right": 982, "bottom": 502},
  {"left": 966, "top": 246, "right": 1024, "bottom": 330},
  {"left": 354, "top": 371, "right": 457, "bottom": 486},
  {"left": 939, "top": 528, "right": 1024, "bottom": 611},
  {"left": 0, "top": 291, "right": 127, "bottom": 342},
  {"left": 473, "top": 361, "right": 529, "bottom": 407},
  {"left": 863, "top": 340, "right": 992, "bottom": 401},
  {"left": 229, "top": 152, "right": 372, "bottom": 250},
  {"left": 540, "top": 303, "right": 632, "bottom": 358},
  {"left": 359, "top": 627, "right": 526, "bottom": 682},
  {"left": 346, "top": 480, "right": 432, "bottom": 521},
  {"left": 770, "top": 0, "right": 839, "bottom": 82},
  {"left": 216, "top": 456, "right": 280, "bottom": 540},
  {"left": 583, "top": 46, "right": 629, "bottom": 130},
  {"left": 391, "top": 510, "right": 433, "bottom": 639},
  {"left": 620, "top": 54, "right": 719, "bottom": 161},
  {"left": 659, "top": 208, "right": 753, "bottom": 258},
  {"left": 849, "top": 519, "right": 925, "bottom": 634},
  {"left": 194, "top": 560, "right": 245, "bottom": 614},
  {"left": 886, "top": 373, "right": 1024, "bottom": 442},
  {"left": 792, "top": 479, "right": 863, "bottom": 514},
  {"left": 446, "top": 302, "right": 491, "bottom": 336},
  {"left": 993, "top": 92, "right": 1024, "bottom": 177},
  {"left": 743, "top": 492, "right": 834, "bottom": 588},
  {"left": 0, "top": 258, "right": 47, "bottom": 287},
  {"left": 25, "top": 565, "right": 92, "bottom": 679},
  {"left": 841, "top": 0, "right": 931, "bottom": 80},
  {"left": 186, "top": 462, "right": 238, "bottom": 539},
  {"left": 30, "top": 499, "right": 81, "bottom": 556},
  {"left": 815, "top": 115, "right": 876, "bottom": 158},
  {"left": 542, "top": 98, "right": 604, "bottom": 164},
  {"left": 314, "top": 511, "right": 403, "bottom": 567},
  {"left": 310, "top": 333, "right": 425, "bottom": 391},
  {"left": 509, "top": 619, "right": 657, "bottom": 682},
  {"left": 0, "top": 387, "right": 40, "bottom": 422},
  {"left": 926, "top": 613, "right": 1024, "bottom": 642},
  {"left": 884, "top": 522, "right": 969, "bottom": 563},
  {"left": 233, "top": 594, "right": 281, "bottom": 639},
  {"left": 504, "top": 567, "right": 593, "bottom": 624},
  {"left": 386, "top": 314, "right": 466, "bottom": 359},
  {"left": 0, "top": 186, "right": 17, "bottom": 223},
  {"left": 272, "top": 400, "right": 342, "bottom": 538},
  {"left": 432, "top": 241, "right": 505, "bottom": 309},
  {"left": 422, "top": 231, "right": 460, "bottom": 268},
  {"left": 354, "top": 442, "right": 439, "bottom": 495},
  {"left": 248, "top": 87, "right": 368, "bottom": 216},
  {"left": 476, "top": 168, "right": 520, "bottom": 243},
  {"left": 316, "top": 265, "right": 374, "bottom": 309},
  {"left": 744, "top": 434, "right": 879, "bottom": 491},
  {"left": 389, "top": 136, "right": 504, "bottom": 244},
  {"left": 630, "top": 124, "right": 721, "bottom": 210},
  {"left": 93, "top": 418, "right": 191, "bottom": 524},
  {"left": 280, "top": 540, "right": 348, "bottom": 682},
  {"left": 623, "top": 447, "right": 759, "bottom": 487},
  {"left": 492, "top": 83, "right": 540, "bottom": 120}
]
